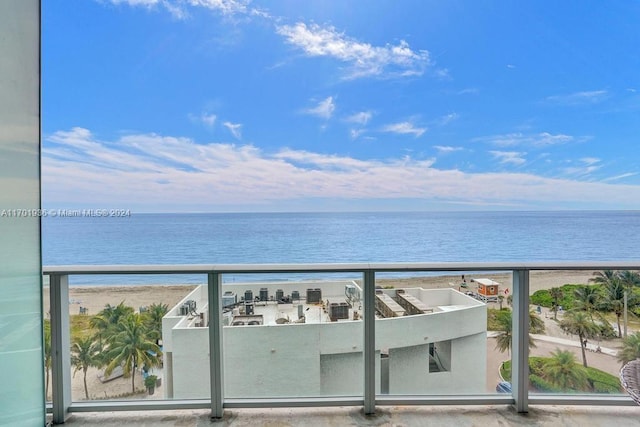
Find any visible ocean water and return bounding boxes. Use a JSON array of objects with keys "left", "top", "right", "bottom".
[{"left": 42, "top": 211, "right": 640, "bottom": 285}]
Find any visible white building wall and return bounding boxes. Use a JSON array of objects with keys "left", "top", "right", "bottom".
[
  {"left": 170, "top": 327, "right": 210, "bottom": 399},
  {"left": 166, "top": 285, "right": 487, "bottom": 398}
]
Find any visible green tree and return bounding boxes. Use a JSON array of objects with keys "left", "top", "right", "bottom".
[
  {"left": 618, "top": 270, "right": 640, "bottom": 337},
  {"left": 600, "top": 277, "right": 626, "bottom": 338},
  {"left": 618, "top": 332, "right": 640, "bottom": 365},
  {"left": 71, "top": 335, "right": 100, "bottom": 399},
  {"left": 90, "top": 302, "right": 134, "bottom": 334},
  {"left": 498, "top": 295, "right": 504, "bottom": 310},
  {"left": 44, "top": 319, "right": 51, "bottom": 401},
  {"left": 549, "top": 287, "right": 563, "bottom": 320},
  {"left": 143, "top": 302, "right": 169, "bottom": 343},
  {"left": 543, "top": 349, "right": 588, "bottom": 391},
  {"left": 530, "top": 309, "right": 545, "bottom": 334},
  {"left": 90, "top": 301, "right": 135, "bottom": 351},
  {"left": 560, "top": 311, "right": 599, "bottom": 368},
  {"left": 573, "top": 285, "right": 601, "bottom": 321},
  {"left": 104, "top": 313, "right": 162, "bottom": 393},
  {"left": 493, "top": 309, "right": 540, "bottom": 355}
]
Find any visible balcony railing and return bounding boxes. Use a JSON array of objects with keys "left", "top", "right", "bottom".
[{"left": 44, "top": 262, "right": 640, "bottom": 424}]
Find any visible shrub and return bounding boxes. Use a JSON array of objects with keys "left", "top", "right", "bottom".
[
  {"left": 584, "top": 367, "right": 621, "bottom": 393},
  {"left": 530, "top": 374, "right": 564, "bottom": 393},
  {"left": 530, "top": 284, "right": 587, "bottom": 311},
  {"left": 487, "top": 308, "right": 510, "bottom": 331},
  {"left": 501, "top": 356, "right": 620, "bottom": 393}
]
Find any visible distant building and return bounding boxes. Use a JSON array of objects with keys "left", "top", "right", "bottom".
[
  {"left": 162, "top": 281, "right": 487, "bottom": 398},
  {"left": 473, "top": 278, "right": 501, "bottom": 302}
]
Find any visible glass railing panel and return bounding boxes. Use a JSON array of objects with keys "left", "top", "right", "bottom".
[
  {"left": 53, "top": 274, "right": 207, "bottom": 402},
  {"left": 221, "top": 272, "right": 364, "bottom": 399},
  {"left": 43, "top": 276, "right": 53, "bottom": 406},
  {"left": 526, "top": 270, "right": 628, "bottom": 397},
  {"left": 374, "top": 271, "right": 511, "bottom": 396}
]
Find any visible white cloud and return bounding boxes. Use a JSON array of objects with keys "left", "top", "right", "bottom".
[
  {"left": 434, "top": 145, "right": 463, "bottom": 154},
  {"left": 42, "top": 128, "right": 640, "bottom": 211},
  {"left": 304, "top": 96, "right": 336, "bottom": 120},
  {"left": 109, "top": 0, "right": 160, "bottom": 5},
  {"left": 350, "top": 129, "right": 365, "bottom": 140},
  {"left": 345, "top": 111, "right": 372, "bottom": 126},
  {"left": 223, "top": 121, "right": 242, "bottom": 139},
  {"left": 437, "top": 113, "right": 458, "bottom": 126},
  {"left": 546, "top": 90, "right": 608, "bottom": 105},
  {"left": 187, "top": 0, "right": 249, "bottom": 15},
  {"left": 602, "top": 172, "right": 638, "bottom": 182},
  {"left": 200, "top": 113, "right": 218, "bottom": 128},
  {"left": 276, "top": 22, "right": 429, "bottom": 79},
  {"left": 381, "top": 121, "right": 426, "bottom": 137},
  {"left": 474, "top": 132, "right": 575, "bottom": 147},
  {"left": 490, "top": 150, "right": 527, "bottom": 165},
  {"left": 106, "top": 0, "right": 253, "bottom": 19},
  {"left": 561, "top": 157, "right": 602, "bottom": 177},
  {"left": 580, "top": 157, "right": 600, "bottom": 166}
]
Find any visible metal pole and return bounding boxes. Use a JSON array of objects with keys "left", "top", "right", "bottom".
[
  {"left": 208, "top": 272, "right": 224, "bottom": 419},
  {"left": 511, "top": 270, "right": 529, "bottom": 413},
  {"left": 624, "top": 290, "right": 628, "bottom": 338},
  {"left": 363, "top": 270, "right": 376, "bottom": 415},
  {"left": 50, "top": 274, "right": 71, "bottom": 424}
]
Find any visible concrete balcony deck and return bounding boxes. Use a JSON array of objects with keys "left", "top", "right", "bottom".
[{"left": 53, "top": 405, "right": 640, "bottom": 426}]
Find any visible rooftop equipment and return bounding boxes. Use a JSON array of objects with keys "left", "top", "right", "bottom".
[
  {"left": 306, "top": 288, "right": 322, "bottom": 304},
  {"left": 329, "top": 302, "right": 350, "bottom": 321},
  {"left": 260, "top": 288, "right": 269, "bottom": 302},
  {"left": 222, "top": 291, "right": 237, "bottom": 308},
  {"left": 291, "top": 290, "right": 300, "bottom": 301},
  {"left": 276, "top": 289, "right": 284, "bottom": 302},
  {"left": 244, "top": 290, "right": 253, "bottom": 302},
  {"left": 244, "top": 301, "right": 254, "bottom": 315}
]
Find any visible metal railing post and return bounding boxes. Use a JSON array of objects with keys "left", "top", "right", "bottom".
[
  {"left": 511, "top": 269, "right": 529, "bottom": 413},
  {"left": 208, "top": 272, "right": 224, "bottom": 419},
  {"left": 50, "top": 274, "right": 71, "bottom": 424},
  {"left": 363, "top": 269, "right": 376, "bottom": 414}
]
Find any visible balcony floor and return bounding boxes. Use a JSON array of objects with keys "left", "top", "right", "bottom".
[{"left": 51, "top": 405, "right": 640, "bottom": 426}]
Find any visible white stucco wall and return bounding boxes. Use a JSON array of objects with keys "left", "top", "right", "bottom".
[{"left": 165, "top": 284, "right": 487, "bottom": 399}]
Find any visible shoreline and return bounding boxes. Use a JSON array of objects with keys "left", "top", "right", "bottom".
[{"left": 44, "top": 270, "right": 598, "bottom": 317}]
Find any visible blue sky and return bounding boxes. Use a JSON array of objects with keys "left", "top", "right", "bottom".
[{"left": 42, "top": 0, "right": 640, "bottom": 212}]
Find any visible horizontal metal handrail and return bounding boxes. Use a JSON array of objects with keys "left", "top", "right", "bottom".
[{"left": 43, "top": 261, "right": 640, "bottom": 275}]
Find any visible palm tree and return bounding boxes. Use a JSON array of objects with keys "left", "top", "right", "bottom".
[
  {"left": 618, "top": 270, "right": 640, "bottom": 289},
  {"left": 104, "top": 313, "right": 162, "bottom": 393},
  {"left": 494, "top": 310, "right": 513, "bottom": 355},
  {"left": 44, "top": 319, "right": 51, "bottom": 401},
  {"left": 618, "top": 332, "right": 640, "bottom": 365},
  {"left": 497, "top": 295, "right": 504, "bottom": 310},
  {"left": 573, "top": 285, "right": 601, "bottom": 321},
  {"left": 493, "top": 309, "right": 539, "bottom": 355},
  {"left": 618, "top": 270, "right": 640, "bottom": 337},
  {"left": 143, "top": 302, "right": 169, "bottom": 344},
  {"left": 530, "top": 309, "right": 545, "bottom": 334},
  {"left": 559, "top": 311, "right": 599, "bottom": 368},
  {"left": 543, "top": 349, "right": 588, "bottom": 391},
  {"left": 71, "top": 335, "right": 100, "bottom": 399},
  {"left": 599, "top": 276, "right": 626, "bottom": 338},
  {"left": 549, "top": 287, "right": 563, "bottom": 320},
  {"left": 91, "top": 302, "right": 135, "bottom": 346},
  {"left": 91, "top": 302, "right": 134, "bottom": 332}
]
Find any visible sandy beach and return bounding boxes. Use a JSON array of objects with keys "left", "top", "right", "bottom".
[{"left": 44, "top": 269, "right": 624, "bottom": 401}]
